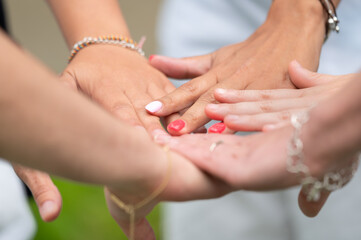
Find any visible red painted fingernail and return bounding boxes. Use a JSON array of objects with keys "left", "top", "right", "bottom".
[
  {"left": 208, "top": 122, "right": 226, "bottom": 134},
  {"left": 168, "top": 119, "right": 186, "bottom": 132},
  {"left": 149, "top": 55, "right": 156, "bottom": 62}
]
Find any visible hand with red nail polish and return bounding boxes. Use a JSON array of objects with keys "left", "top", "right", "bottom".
[
  {"left": 208, "top": 122, "right": 226, "bottom": 134},
  {"left": 205, "top": 62, "right": 354, "bottom": 132},
  {"left": 147, "top": 2, "right": 327, "bottom": 135}
]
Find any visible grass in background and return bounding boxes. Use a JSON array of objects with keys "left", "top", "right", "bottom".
[{"left": 29, "top": 178, "right": 162, "bottom": 240}]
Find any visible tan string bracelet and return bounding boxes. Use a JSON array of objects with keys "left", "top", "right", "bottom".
[{"left": 109, "top": 146, "right": 172, "bottom": 240}]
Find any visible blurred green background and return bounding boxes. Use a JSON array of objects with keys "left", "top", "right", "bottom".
[
  {"left": 4, "top": 0, "right": 164, "bottom": 239},
  {"left": 29, "top": 178, "right": 162, "bottom": 239}
]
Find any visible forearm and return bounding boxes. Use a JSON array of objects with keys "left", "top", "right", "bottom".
[
  {"left": 46, "top": 0, "right": 131, "bottom": 48},
  {"left": 0, "top": 31, "right": 162, "bottom": 186}
]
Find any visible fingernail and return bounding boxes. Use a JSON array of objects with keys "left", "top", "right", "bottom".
[
  {"left": 145, "top": 101, "right": 163, "bottom": 113},
  {"left": 40, "top": 201, "right": 56, "bottom": 220},
  {"left": 225, "top": 115, "right": 240, "bottom": 121},
  {"left": 208, "top": 122, "right": 226, "bottom": 133},
  {"left": 207, "top": 104, "right": 219, "bottom": 111},
  {"left": 149, "top": 55, "right": 156, "bottom": 62},
  {"left": 292, "top": 60, "right": 301, "bottom": 68},
  {"left": 154, "top": 134, "right": 172, "bottom": 144},
  {"left": 168, "top": 119, "right": 186, "bottom": 132},
  {"left": 152, "top": 129, "right": 168, "bottom": 141},
  {"left": 263, "top": 124, "right": 276, "bottom": 132},
  {"left": 215, "top": 88, "right": 226, "bottom": 94}
]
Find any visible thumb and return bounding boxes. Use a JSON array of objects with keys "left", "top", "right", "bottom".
[
  {"left": 149, "top": 54, "right": 212, "bottom": 79},
  {"left": 298, "top": 187, "right": 330, "bottom": 217},
  {"left": 289, "top": 60, "right": 337, "bottom": 88},
  {"left": 13, "top": 164, "right": 62, "bottom": 222},
  {"left": 59, "top": 71, "right": 78, "bottom": 91}
]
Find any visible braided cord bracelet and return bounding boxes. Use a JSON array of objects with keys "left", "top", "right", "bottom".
[
  {"left": 109, "top": 146, "right": 172, "bottom": 240},
  {"left": 68, "top": 35, "right": 145, "bottom": 63}
]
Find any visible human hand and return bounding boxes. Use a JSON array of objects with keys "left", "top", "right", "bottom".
[
  {"left": 205, "top": 61, "right": 355, "bottom": 132},
  {"left": 103, "top": 140, "right": 229, "bottom": 240},
  {"left": 62, "top": 45, "right": 177, "bottom": 136},
  {"left": 12, "top": 164, "right": 62, "bottom": 222},
  {"left": 155, "top": 114, "right": 359, "bottom": 217},
  {"left": 146, "top": 8, "right": 325, "bottom": 135}
]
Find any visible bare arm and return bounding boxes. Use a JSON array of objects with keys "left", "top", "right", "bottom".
[{"left": 46, "top": 0, "right": 131, "bottom": 48}]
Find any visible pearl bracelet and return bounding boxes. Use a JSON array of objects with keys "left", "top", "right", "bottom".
[{"left": 68, "top": 35, "right": 145, "bottom": 63}]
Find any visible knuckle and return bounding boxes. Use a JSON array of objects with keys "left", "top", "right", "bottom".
[
  {"left": 259, "top": 90, "right": 273, "bottom": 100},
  {"left": 278, "top": 111, "right": 291, "bottom": 121},
  {"left": 258, "top": 101, "right": 273, "bottom": 113},
  {"left": 32, "top": 184, "right": 55, "bottom": 202},
  {"left": 179, "top": 82, "right": 199, "bottom": 95}
]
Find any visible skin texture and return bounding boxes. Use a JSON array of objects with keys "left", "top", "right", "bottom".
[
  {"left": 14, "top": 0, "right": 178, "bottom": 223},
  {"left": 12, "top": 0, "right": 343, "bottom": 233},
  {"left": 147, "top": 0, "right": 329, "bottom": 135},
  {"left": 0, "top": 31, "right": 230, "bottom": 240},
  {"left": 206, "top": 61, "right": 355, "bottom": 132},
  {"left": 156, "top": 71, "right": 361, "bottom": 218}
]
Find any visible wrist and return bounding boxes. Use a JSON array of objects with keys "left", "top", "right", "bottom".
[
  {"left": 265, "top": 0, "right": 326, "bottom": 43},
  {"left": 302, "top": 102, "right": 361, "bottom": 175}
]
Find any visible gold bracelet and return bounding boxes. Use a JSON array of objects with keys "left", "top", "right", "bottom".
[{"left": 109, "top": 146, "right": 172, "bottom": 240}]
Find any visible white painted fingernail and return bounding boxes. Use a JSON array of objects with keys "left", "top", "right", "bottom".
[{"left": 145, "top": 101, "right": 163, "bottom": 113}]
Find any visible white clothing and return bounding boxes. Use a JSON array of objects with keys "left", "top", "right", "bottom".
[
  {"left": 0, "top": 160, "right": 36, "bottom": 240},
  {"left": 157, "top": 0, "right": 361, "bottom": 239}
]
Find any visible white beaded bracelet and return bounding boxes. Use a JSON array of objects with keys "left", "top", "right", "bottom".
[
  {"left": 68, "top": 35, "right": 145, "bottom": 63},
  {"left": 287, "top": 112, "right": 358, "bottom": 202}
]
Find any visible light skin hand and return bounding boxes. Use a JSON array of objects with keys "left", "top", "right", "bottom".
[
  {"left": 20, "top": 0, "right": 178, "bottom": 222},
  {"left": 146, "top": 0, "right": 326, "bottom": 135},
  {"left": 12, "top": 165, "right": 62, "bottom": 222},
  {"left": 156, "top": 72, "right": 361, "bottom": 218},
  {"left": 61, "top": 45, "right": 177, "bottom": 136},
  {"left": 205, "top": 61, "right": 354, "bottom": 132},
  {"left": 0, "top": 32, "right": 228, "bottom": 239}
]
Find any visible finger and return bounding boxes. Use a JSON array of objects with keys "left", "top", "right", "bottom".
[
  {"left": 208, "top": 122, "right": 234, "bottom": 134},
  {"left": 206, "top": 97, "right": 313, "bottom": 121},
  {"left": 289, "top": 60, "right": 339, "bottom": 88},
  {"left": 59, "top": 71, "right": 78, "bottom": 91},
  {"left": 149, "top": 54, "right": 212, "bottom": 79},
  {"left": 166, "top": 90, "right": 216, "bottom": 135},
  {"left": 298, "top": 188, "right": 330, "bottom": 217},
  {"left": 213, "top": 88, "right": 305, "bottom": 103},
  {"left": 145, "top": 73, "right": 216, "bottom": 117},
  {"left": 13, "top": 164, "right": 62, "bottom": 222},
  {"left": 224, "top": 109, "right": 306, "bottom": 132},
  {"left": 262, "top": 121, "right": 289, "bottom": 132}
]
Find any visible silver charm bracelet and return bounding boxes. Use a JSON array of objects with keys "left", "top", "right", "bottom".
[
  {"left": 319, "top": 0, "right": 340, "bottom": 41},
  {"left": 287, "top": 112, "right": 358, "bottom": 202}
]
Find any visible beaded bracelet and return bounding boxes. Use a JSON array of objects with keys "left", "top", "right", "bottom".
[
  {"left": 287, "top": 112, "right": 358, "bottom": 202},
  {"left": 68, "top": 35, "right": 145, "bottom": 63}
]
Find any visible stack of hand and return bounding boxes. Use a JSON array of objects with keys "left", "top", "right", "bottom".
[{"left": 1, "top": 0, "right": 360, "bottom": 239}]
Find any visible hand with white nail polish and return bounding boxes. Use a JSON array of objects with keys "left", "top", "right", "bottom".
[
  {"left": 205, "top": 61, "right": 354, "bottom": 132},
  {"left": 147, "top": 0, "right": 328, "bottom": 136}
]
